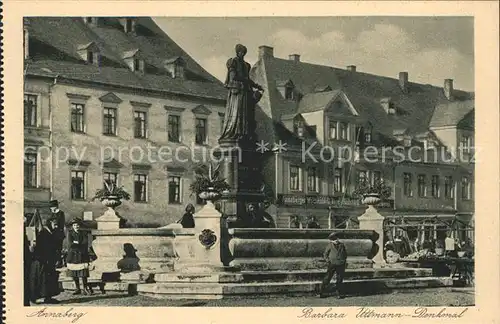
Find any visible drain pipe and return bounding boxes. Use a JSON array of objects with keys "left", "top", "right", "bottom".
[{"left": 48, "top": 75, "right": 59, "bottom": 199}]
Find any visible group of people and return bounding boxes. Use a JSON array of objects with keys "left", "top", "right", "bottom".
[
  {"left": 290, "top": 215, "right": 321, "bottom": 229},
  {"left": 177, "top": 202, "right": 277, "bottom": 229},
  {"left": 24, "top": 200, "right": 97, "bottom": 305}
]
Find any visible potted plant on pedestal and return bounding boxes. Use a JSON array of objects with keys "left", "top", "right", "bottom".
[
  {"left": 189, "top": 162, "right": 231, "bottom": 204},
  {"left": 92, "top": 182, "right": 131, "bottom": 229},
  {"left": 352, "top": 180, "right": 392, "bottom": 207}
]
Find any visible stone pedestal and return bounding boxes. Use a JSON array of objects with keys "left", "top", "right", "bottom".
[
  {"left": 215, "top": 142, "right": 266, "bottom": 226},
  {"left": 96, "top": 209, "right": 120, "bottom": 230},
  {"left": 358, "top": 205, "right": 386, "bottom": 267},
  {"left": 187, "top": 201, "right": 224, "bottom": 271}
]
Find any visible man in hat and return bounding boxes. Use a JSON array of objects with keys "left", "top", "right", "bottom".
[
  {"left": 49, "top": 200, "right": 66, "bottom": 267},
  {"left": 319, "top": 232, "right": 348, "bottom": 299}
]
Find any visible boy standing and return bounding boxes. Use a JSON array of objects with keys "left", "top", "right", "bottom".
[{"left": 319, "top": 233, "right": 348, "bottom": 298}]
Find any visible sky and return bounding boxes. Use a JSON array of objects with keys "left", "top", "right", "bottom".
[{"left": 154, "top": 17, "right": 474, "bottom": 92}]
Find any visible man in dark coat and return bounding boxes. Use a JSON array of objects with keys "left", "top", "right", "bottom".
[
  {"left": 24, "top": 215, "right": 33, "bottom": 306},
  {"left": 49, "top": 200, "right": 66, "bottom": 267},
  {"left": 179, "top": 203, "right": 195, "bottom": 228},
  {"left": 319, "top": 233, "right": 348, "bottom": 299},
  {"left": 29, "top": 216, "right": 61, "bottom": 304}
]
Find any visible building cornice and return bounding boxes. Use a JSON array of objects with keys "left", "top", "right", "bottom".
[{"left": 26, "top": 73, "right": 226, "bottom": 105}]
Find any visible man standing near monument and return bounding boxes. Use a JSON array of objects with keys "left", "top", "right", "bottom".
[
  {"left": 49, "top": 200, "right": 66, "bottom": 267},
  {"left": 319, "top": 233, "right": 348, "bottom": 299},
  {"left": 220, "top": 43, "right": 264, "bottom": 143}
]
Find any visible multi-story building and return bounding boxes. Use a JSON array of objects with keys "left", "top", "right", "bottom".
[
  {"left": 23, "top": 17, "right": 226, "bottom": 225},
  {"left": 251, "top": 46, "right": 474, "bottom": 237}
]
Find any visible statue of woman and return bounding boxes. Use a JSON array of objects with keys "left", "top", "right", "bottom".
[{"left": 220, "top": 44, "right": 264, "bottom": 143}]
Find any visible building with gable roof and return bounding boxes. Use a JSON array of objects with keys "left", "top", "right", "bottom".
[
  {"left": 23, "top": 17, "right": 227, "bottom": 225},
  {"left": 251, "top": 46, "right": 474, "bottom": 238}
]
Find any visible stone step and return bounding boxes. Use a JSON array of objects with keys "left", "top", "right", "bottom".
[
  {"left": 152, "top": 267, "right": 432, "bottom": 284},
  {"left": 230, "top": 257, "right": 373, "bottom": 271},
  {"left": 136, "top": 276, "right": 454, "bottom": 299}
]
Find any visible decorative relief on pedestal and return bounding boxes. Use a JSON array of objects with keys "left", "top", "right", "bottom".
[{"left": 198, "top": 229, "right": 217, "bottom": 249}]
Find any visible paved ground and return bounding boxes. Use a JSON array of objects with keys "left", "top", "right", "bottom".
[{"left": 40, "top": 288, "right": 474, "bottom": 307}]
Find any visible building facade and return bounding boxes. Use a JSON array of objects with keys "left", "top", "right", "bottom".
[
  {"left": 24, "top": 17, "right": 226, "bottom": 225},
  {"left": 250, "top": 46, "right": 474, "bottom": 233}
]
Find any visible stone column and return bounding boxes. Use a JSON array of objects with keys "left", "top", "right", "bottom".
[{"left": 358, "top": 204, "right": 386, "bottom": 267}]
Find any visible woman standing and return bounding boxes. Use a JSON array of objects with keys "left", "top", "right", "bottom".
[{"left": 66, "top": 218, "right": 93, "bottom": 295}]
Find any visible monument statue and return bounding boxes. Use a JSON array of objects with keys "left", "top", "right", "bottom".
[{"left": 220, "top": 44, "right": 264, "bottom": 143}]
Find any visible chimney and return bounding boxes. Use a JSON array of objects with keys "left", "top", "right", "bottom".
[
  {"left": 347, "top": 65, "right": 356, "bottom": 72},
  {"left": 399, "top": 72, "right": 409, "bottom": 93},
  {"left": 289, "top": 54, "right": 300, "bottom": 62},
  {"left": 444, "top": 79, "right": 454, "bottom": 100},
  {"left": 258, "top": 45, "right": 274, "bottom": 59}
]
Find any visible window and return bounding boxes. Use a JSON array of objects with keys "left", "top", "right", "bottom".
[
  {"left": 285, "top": 86, "right": 294, "bottom": 100},
  {"left": 134, "top": 174, "right": 148, "bottom": 202},
  {"left": 310, "top": 125, "right": 317, "bottom": 137},
  {"left": 294, "top": 120, "right": 304, "bottom": 137},
  {"left": 460, "top": 135, "right": 472, "bottom": 154},
  {"left": 71, "top": 171, "right": 85, "bottom": 200},
  {"left": 329, "top": 121, "right": 337, "bottom": 140},
  {"left": 289, "top": 165, "right": 301, "bottom": 191},
  {"left": 372, "top": 171, "right": 381, "bottom": 185},
  {"left": 168, "top": 115, "right": 181, "bottom": 143},
  {"left": 334, "top": 168, "right": 342, "bottom": 193},
  {"left": 339, "top": 122, "right": 348, "bottom": 140},
  {"left": 403, "top": 173, "right": 413, "bottom": 196},
  {"left": 71, "top": 103, "right": 85, "bottom": 132},
  {"left": 431, "top": 175, "right": 440, "bottom": 198},
  {"left": 195, "top": 118, "right": 207, "bottom": 145},
  {"left": 87, "top": 51, "right": 94, "bottom": 64},
  {"left": 24, "top": 152, "right": 37, "bottom": 188},
  {"left": 168, "top": 176, "right": 182, "bottom": 204},
  {"left": 358, "top": 170, "right": 368, "bottom": 186},
  {"left": 103, "top": 107, "right": 117, "bottom": 135},
  {"left": 24, "top": 94, "right": 37, "bottom": 127},
  {"left": 417, "top": 174, "right": 426, "bottom": 197},
  {"left": 133, "top": 58, "right": 141, "bottom": 72},
  {"left": 364, "top": 125, "right": 372, "bottom": 143},
  {"left": 134, "top": 111, "right": 147, "bottom": 138},
  {"left": 103, "top": 172, "right": 117, "bottom": 188},
  {"left": 461, "top": 177, "right": 471, "bottom": 200},
  {"left": 307, "top": 167, "right": 318, "bottom": 192},
  {"left": 444, "top": 176, "right": 454, "bottom": 199}
]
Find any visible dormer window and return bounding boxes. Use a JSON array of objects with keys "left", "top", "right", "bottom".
[
  {"left": 83, "top": 17, "right": 98, "bottom": 26},
  {"left": 77, "top": 42, "right": 101, "bottom": 66},
  {"left": 381, "top": 97, "right": 396, "bottom": 115},
  {"left": 120, "top": 17, "right": 136, "bottom": 34},
  {"left": 294, "top": 119, "right": 304, "bottom": 137},
  {"left": 126, "top": 19, "right": 133, "bottom": 33},
  {"left": 123, "top": 49, "right": 144, "bottom": 72},
  {"left": 165, "top": 57, "right": 186, "bottom": 79},
  {"left": 277, "top": 79, "right": 296, "bottom": 101},
  {"left": 364, "top": 124, "right": 372, "bottom": 143}
]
